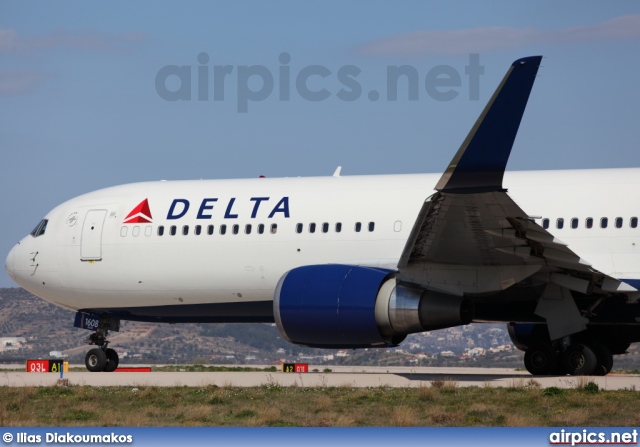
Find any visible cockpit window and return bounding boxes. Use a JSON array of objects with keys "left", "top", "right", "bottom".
[{"left": 30, "top": 219, "right": 48, "bottom": 238}]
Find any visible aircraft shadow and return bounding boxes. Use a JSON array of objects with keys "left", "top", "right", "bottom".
[{"left": 394, "top": 372, "right": 527, "bottom": 382}]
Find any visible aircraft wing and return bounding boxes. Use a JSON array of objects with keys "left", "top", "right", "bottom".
[{"left": 396, "top": 56, "right": 636, "bottom": 339}]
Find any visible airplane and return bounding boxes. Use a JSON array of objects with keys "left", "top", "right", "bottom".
[{"left": 6, "top": 55, "right": 640, "bottom": 375}]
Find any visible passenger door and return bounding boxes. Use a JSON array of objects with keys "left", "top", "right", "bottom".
[{"left": 81, "top": 209, "right": 107, "bottom": 261}]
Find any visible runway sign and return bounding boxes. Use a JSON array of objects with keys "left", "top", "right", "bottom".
[
  {"left": 115, "top": 367, "right": 152, "bottom": 372},
  {"left": 282, "top": 363, "right": 309, "bottom": 373},
  {"left": 26, "top": 360, "right": 69, "bottom": 373}
]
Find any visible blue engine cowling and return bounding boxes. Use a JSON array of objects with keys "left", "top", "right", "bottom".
[
  {"left": 274, "top": 264, "right": 473, "bottom": 349},
  {"left": 274, "top": 264, "right": 399, "bottom": 348}
]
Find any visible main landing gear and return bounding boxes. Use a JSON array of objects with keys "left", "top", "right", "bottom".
[
  {"left": 84, "top": 318, "right": 119, "bottom": 372},
  {"left": 509, "top": 323, "right": 630, "bottom": 377},
  {"left": 524, "top": 341, "right": 614, "bottom": 376}
]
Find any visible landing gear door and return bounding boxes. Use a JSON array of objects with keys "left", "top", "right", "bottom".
[
  {"left": 81, "top": 209, "right": 107, "bottom": 261},
  {"left": 74, "top": 312, "right": 120, "bottom": 332}
]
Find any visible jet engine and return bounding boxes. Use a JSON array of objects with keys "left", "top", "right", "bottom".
[{"left": 273, "top": 264, "right": 474, "bottom": 348}]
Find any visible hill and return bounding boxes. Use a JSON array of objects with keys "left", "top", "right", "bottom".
[{"left": 2, "top": 288, "right": 640, "bottom": 369}]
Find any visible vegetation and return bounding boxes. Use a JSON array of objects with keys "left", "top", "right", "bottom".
[
  {"left": 0, "top": 287, "right": 520, "bottom": 367},
  {"left": 4, "top": 288, "right": 640, "bottom": 370},
  {"left": 0, "top": 380, "right": 639, "bottom": 427}
]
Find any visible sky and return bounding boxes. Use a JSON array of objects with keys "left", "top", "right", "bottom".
[{"left": 2, "top": 1, "right": 640, "bottom": 287}]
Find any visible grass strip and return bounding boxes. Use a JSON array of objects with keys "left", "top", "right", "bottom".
[{"left": 0, "top": 381, "right": 638, "bottom": 427}]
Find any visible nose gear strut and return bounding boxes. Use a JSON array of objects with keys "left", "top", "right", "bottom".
[{"left": 74, "top": 312, "right": 121, "bottom": 372}]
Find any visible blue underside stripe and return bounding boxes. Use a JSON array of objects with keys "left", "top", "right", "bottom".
[
  {"left": 81, "top": 300, "right": 274, "bottom": 324},
  {"left": 621, "top": 279, "right": 640, "bottom": 291}
]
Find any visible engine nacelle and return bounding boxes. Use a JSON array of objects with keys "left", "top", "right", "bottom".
[
  {"left": 274, "top": 264, "right": 474, "bottom": 349},
  {"left": 507, "top": 323, "right": 552, "bottom": 352}
]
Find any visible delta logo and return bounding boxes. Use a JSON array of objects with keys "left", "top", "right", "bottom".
[
  {"left": 123, "top": 199, "right": 153, "bottom": 224},
  {"left": 123, "top": 196, "right": 290, "bottom": 223}
]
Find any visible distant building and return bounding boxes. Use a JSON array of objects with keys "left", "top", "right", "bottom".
[
  {"left": 112, "top": 347, "right": 128, "bottom": 358},
  {"left": 466, "top": 347, "right": 485, "bottom": 357},
  {"left": 0, "top": 337, "right": 27, "bottom": 352},
  {"left": 489, "top": 344, "right": 513, "bottom": 353}
]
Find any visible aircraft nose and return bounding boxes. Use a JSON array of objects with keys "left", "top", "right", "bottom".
[{"left": 5, "top": 244, "right": 17, "bottom": 281}]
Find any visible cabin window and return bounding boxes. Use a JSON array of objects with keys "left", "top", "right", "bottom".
[
  {"left": 322, "top": 222, "right": 329, "bottom": 233},
  {"left": 145, "top": 226, "right": 152, "bottom": 237},
  {"left": 157, "top": 226, "right": 164, "bottom": 236},
  {"left": 309, "top": 223, "right": 316, "bottom": 233},
  {"left": 570, "top": 218, "right": 578, "bottom": 229},
  {"left": 296, "top": 223, "right": 303, "bottom": 234},
  {"left": 182, "top": 225, "right": 189, "bottom": 235},
  {"left": 394, "top": 221, "right": 402, "bottom": 232},
  {"left": 271, "top": 224, "right": 278, "bottom": 234},
  {"left": 258, "top": 224, "right": 265, "bottom": 234},
  {"left": 132, "top": 226, "right": 140, "bottom": 237},
  {"left": 120, "top": 227, "right": 128, "bottom": 237},
  {"left": 170, "top": 225, "right": 177, "bottom": 236},
  {"left": 556, "top": 218, "right": 564, "bottom": 229},
  {"left": 195, "top": 225, "right": 202, "bottom": 235},
  {"left": 601, "top": 217, "right": 608, "bottom": 229},
  {"left": 232, "top": 224, "right": 239, "bottom": 235},
  {"left": 335, "top": 223, "right": 342, "bottom": 233},
  {"left": 542, "top": 218, "right": 549, "bottom": 229},
  {"left": 368, "top": 222, "right": 375, "bottom": 232},
  {"left": 586, "top": 218, "right": 593, "bottom": 229},
  {"left": 207, "top": 225, "right": 214, "bottom": 235},
  {"left": 615, "top": 217, "right": 623, "bottom": 229},
  {"left": 631, "top": 217, "right": 638, "bottom": 229},
  {"left": 220, "top": 224, "right": 227, "bottom": 235},
  {"left": 355, "top": 222, "right": 362, "bottom": 232},
  {"left": 245, "top": 224, "right": 252, "bottom": 234}
]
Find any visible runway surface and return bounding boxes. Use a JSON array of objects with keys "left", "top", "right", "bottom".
[{"left": 1, "top": 365, "right": 639, "bottom": 389}]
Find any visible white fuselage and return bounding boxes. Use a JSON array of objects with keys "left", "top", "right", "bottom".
[{"left": 6, "top": 168, "right": 640, "bottom": 314}]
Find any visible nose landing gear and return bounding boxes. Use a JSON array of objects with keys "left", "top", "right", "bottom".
[
  {"left": 74, "top": 312, "right": 121, "bottom": 372},
  {"left": 85, "top": 346, "right": 119, "bottom": 372}
]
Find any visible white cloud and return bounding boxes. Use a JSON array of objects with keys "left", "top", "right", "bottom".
[{"left": 356, "top": 15, "right": 640, "bottom": 58}]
